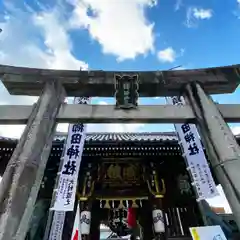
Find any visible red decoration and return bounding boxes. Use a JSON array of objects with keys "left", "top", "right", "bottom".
[
  {"left": 127, "top": 207, "right": 137, "bottom": 228},
  {"left": 73, "top": 230, "right": 78, "bottom": 240}
]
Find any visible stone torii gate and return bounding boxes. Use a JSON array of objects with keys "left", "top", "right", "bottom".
[{"left": 0, "top": 64, "right": 240, "bottom": 239}]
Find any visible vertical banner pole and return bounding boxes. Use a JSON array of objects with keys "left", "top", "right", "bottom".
[
  {"left": 46, "top": 97, "right": 90, "bottom": 240},
  {"left": 166, "top": 96, "right": 218, "bottom": 200},
  {"left": 166, "top": 96, "right": 218, "bottom": 225}
]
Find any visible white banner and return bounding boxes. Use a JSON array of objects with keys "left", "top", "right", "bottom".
[
  {"left": 52, "top": 97, "right": 90, "bottom": 211},
  {"left": 48, "top": 211, "right": 65, "bottom": 240},
  {"left": 71, "top": 203, "right": 82, "bottom": 240},
  {"left": 167, "top": 96, "right": 218, "bottom": 200},
  {"left": 189, "top": 225, "right": 227, "bottom": 240}
]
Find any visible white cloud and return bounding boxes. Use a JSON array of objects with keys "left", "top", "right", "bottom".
[
  {"left": 185, "top": 7, "right": 213, "bottom": 28},
  {"left": 0, "top": 1, "right": 154, "bottom": 137},
  {"left": 193, "top": 8, "right": 212, "bottom": 19},
  {"left": 0, "top": 125, "right": 26, "bottom": 139},
  {"left": 157, "top": 47, "right": 176, "bottom": 63},
  {"left": 50, "top": 100, "right": 145, "bottom": 134},
  {"left": 0, "top": 2, "right": 88, "bottom": 104},
  {"left": 97, "top": 101, "right": 108, "bottom": 105},
  {"left": 231, "top": 126, "right": 240, "bottom": 135},
  {"left": 32, "top": 10, "right": 88, "bottom": 70},
  {"left": 67, "top": 0, "right": 156, "bottom": 61},
  {"left": 55, "top": 122, "right": 145, "bottom": 134},
  {"left": 0, "top": 3, "right": 88, "bottom": 70},
  {"left": 174, "top": 0, "right": 183, "bottom": 11},
  {"left": 88, "top": 123, "right": 145, "bottom": 133},
  {"left": 0, "top": 99, "right": 144, "bottom": 139},
  {"left": 180, "top": 48, "right": 185, "bottom": 56},
  {"left": 0, "top": 2, "right": 88, "bottom": 137},
  {"left": 207, "top": 185, "right": 232, "bottom": 213},
  {"left": 87, "top": 100, "right": 145, "bottom": 133}
]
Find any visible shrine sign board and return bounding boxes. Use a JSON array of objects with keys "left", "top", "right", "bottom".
[
  {"left": 48, "top": 211, "right": 65, "bottom": 240},
  {"left": 114, "top": 75, "right": 139, "bottom": 109},
  {"left": 104, "top": 162, "right": 141, "bottom": 186},
  {"left": 189, "top": 225, "right": 227, "bottom": 240}
]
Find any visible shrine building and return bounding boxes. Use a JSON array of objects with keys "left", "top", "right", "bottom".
[{"left": 0, "top": 132, "right": 239, "bottom": 239}]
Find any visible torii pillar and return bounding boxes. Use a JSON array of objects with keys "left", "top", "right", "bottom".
[
  {"left": 0, "top": 81, "right": 65, "bottom": 240},
  {"left": 185, "top": 82, "right": 240, "bottom": 230}
]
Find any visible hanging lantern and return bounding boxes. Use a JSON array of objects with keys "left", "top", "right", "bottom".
[
  {"left": 152, "top": 209, "right": 165, "bottom": 233},
  {"left": 127, "top": 207, "right": 137, "bottom": 229},
  {"left": 80, "top": 211, "right": 91, "bottom": 235}
]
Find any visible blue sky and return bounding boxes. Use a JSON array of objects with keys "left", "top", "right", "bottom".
[
  {"left": 0, "top": 0, "right": 239, "bottom": 211},
  {"left": 1, "top": 0, "right": 239, "bottom": 135},
  {"left": 0, "top": 0, "right": 240, "bottom": 135}
]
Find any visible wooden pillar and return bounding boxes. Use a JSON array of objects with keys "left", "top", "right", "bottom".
[
  {"left": 90, "top": 200, "right": 101, "bottom": 240},
  {"left": 184, "top": 82, "right": 240, "bottom": 230},
  {"left": 139, "top": 200, "right": 154, "bottom": 240},
  {"left": 0, "top": 80, "right": 65, "bottom": 240}
]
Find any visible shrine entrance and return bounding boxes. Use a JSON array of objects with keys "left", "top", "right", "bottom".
[
  {"left": 80, "top": 159, "right": 203, "bottom": 239},
  {"left": 26, "top": 132, "right": 203, "bottom": 240},
  {"left": 0, "top": 64, "right": 240, "bottom": 240},
  {"left": 79, "top": 160, "right": 166, "bottom": 239}
]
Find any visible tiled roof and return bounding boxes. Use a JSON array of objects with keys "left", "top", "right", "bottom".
[
  {"left": 54, "top": 132, "right": 178, "bottom": 142},
  {"left": 0, "top": 132, "right": 178, "bottom": 144},
  {"left": 1, "top": 132, "right": 239, "bottom": 143}
]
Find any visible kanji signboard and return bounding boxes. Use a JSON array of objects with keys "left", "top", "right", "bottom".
[
  {"left": 167, "top": 96, "right": 218, "bottom": 200},
  {"left": 114, "top": 75, "right": 139, "bottom": 109},
  {"left": 48, "top": 211, "right": 65, "bottom": 240},
  {"left": 52, "top": 97, "right": 90, "bottom": 211}
]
